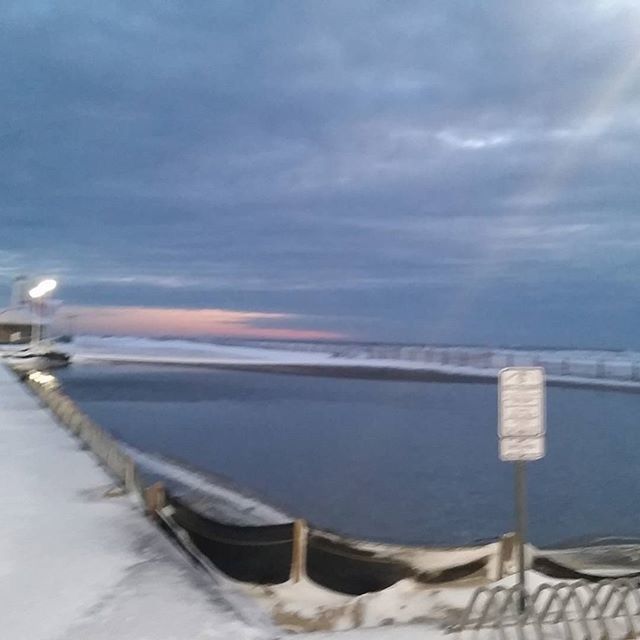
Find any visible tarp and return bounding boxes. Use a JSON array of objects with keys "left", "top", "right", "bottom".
[
  {"left": 169, "top": 497, "right": 293, "bottom": 584},
  {"left": 534, "top": 555, "right": 640, "bottom": 582},
  {"left": 306, "top": 533, "right": 411, "bottom": 595}
]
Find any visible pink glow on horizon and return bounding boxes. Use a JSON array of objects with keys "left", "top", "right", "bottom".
[{"left": 57, "top": 305, "right": 343, "bottom": 341}]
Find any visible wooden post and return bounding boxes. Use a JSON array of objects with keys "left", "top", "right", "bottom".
[
  {"left": 124, "top": 458, "right": 136, "bottom": 493},
  {"left": 290, "top": 519, "right": 308, "bottom": 583},
  {"left": 144, "top": 482, "right": 166, "bottom": 518},
  {"left": 497, "top": 532, "right": 517, "bottom": 580}
]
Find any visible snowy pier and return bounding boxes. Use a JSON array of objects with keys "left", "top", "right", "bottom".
[{"left": 0, "top": 363, "right": 272, "bottom": 640}]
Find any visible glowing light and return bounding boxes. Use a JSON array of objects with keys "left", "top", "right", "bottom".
[{"left": 28, "top": 279, "right": 57, "bottom": 299}]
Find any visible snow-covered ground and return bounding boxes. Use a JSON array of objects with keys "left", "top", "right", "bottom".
[
  {"left": 0, "top": 363, "right": 275, "bottom": 640},
  {"left": 69, "top": 335, "right": 336, "bottom": 366}
]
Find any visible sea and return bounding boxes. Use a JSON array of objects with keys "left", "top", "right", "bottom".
[{"left": 56, "top": 363, "right": 640, "bottom": 547}]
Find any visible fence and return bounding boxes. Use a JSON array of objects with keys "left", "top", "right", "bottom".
[
  {"left": 244, "top": 341, "right": 640, "bottom": 384},
  {"left": 22, "top": 370, "right": 140, "bottom": 492},
  {"left": 167, "top": 504, "right": 640, "bottom": 595},
  {"left": 168, "top": 496, "right": 496, "bottom": 595}
]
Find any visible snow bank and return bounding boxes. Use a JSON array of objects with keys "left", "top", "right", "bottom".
[
  {"left": 249, "top": 570, "right": 565, "bottom": 637},
  {"left": 70, "top": 335, "right": 335, "bottom": 365}
]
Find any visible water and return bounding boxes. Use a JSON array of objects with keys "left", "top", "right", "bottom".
[{"left": 56, "top": 363, "right": 640, "bottom": 546}]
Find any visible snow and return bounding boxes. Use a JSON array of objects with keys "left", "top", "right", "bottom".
[
  {"left": 127, "top": 446, "right": 292, "bottom": 525},
  {"left": 62, "top": 335, "right": 640, "bottom": 393},
  {"left": 250, "top": 571, "right": 570, "bottom": 638},
  {"left": 0, "top": 363, "right": 275, "bottom": 640},
  {"left": 248, "top": 576, "right": 456, "bottom": 634},
  {"left": 68, "top": 335, "right": 335, "bottom": 366}
]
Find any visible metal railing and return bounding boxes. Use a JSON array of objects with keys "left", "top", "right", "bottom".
[
  {"left": 454, "top": 579, "right": 640, "bottom": 640},
  {"left": 243, "top": 341, "right": 640, "bottom": 384}
]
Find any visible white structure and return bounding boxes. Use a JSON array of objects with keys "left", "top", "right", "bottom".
[
  {"left": 0, "top": 276, "right": 54, "bottom": 344},
  {"left": 0, "top": 307, "right": 38, "bottom": 344},
  {"left": 10, "top": 275, "right": 29, "bottom": 307}
]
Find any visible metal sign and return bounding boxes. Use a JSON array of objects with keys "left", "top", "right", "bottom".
[
  {"left": 499, "top": 367, "right": 545, "bottom": 461},
  {"left": 499, "top": 436, "right": 545, "bottom": 462},
  {"left": 499, "top": 367, "right": 545, "bottom": 438},
  {"left": 497, "top": 366, "right": 547, "bottom": 614}
]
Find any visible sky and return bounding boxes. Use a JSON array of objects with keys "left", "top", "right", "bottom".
[{"left": 2, "top": 0, "right": 640, "bottom": 347}]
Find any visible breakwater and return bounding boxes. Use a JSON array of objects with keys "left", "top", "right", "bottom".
[{"left": 244, "top": 341, "right": 640, "bottom": 389}]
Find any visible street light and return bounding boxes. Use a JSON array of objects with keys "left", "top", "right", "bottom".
[
  {"left": 28, "top": 279, "right": 57, "bottom": 300},
  {"left": 28, "top": 279, "right": 57, "bottom": 344}
]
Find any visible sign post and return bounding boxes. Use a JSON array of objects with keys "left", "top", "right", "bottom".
[
  {"left": 498, "top": 367, "right": 545, "bottom": 614},
  {"left": 515, "top": 460, "right": 526, "bottom": 613}
]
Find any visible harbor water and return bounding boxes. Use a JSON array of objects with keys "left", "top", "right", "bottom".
[{"left": 56, "top": 363, "right": 640, "bottom": 547}]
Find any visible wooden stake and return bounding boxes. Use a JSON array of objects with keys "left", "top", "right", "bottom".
[
  {"left": 144, "top": 482, "right": 166, "bottom": 517},
  {"left": 290, "top": 519, "right": 308, "bottom": 583}
]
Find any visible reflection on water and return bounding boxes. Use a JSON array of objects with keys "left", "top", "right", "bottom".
[{"left": 56, "top": 363, "right": 640, "bottom": 546}]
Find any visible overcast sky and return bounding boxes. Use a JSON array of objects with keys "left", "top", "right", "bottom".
[{"left": 2, "top": 1, "right": 640, "bottom": 346}]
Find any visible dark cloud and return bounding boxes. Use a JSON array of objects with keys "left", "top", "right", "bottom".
[{"left": 2, "top": 0, "right": 640, "bottom": 346}]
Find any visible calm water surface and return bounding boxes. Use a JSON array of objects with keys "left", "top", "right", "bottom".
[{"left": 56, "top": 364, "right": 640, "bottom": 546}]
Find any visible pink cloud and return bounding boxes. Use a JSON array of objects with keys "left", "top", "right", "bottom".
[{"left": 56, "top": 305, "right": 343, "bottom": 341}]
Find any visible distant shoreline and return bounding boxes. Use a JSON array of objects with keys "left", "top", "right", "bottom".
[{"left": 72, "top": 356, "right": 640, "bottom": 393}]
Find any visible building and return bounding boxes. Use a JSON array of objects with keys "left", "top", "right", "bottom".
[
  {"left": 0, "top": 307, "right": 34, "bottom": 343},
  {"left": 0, "top": 277, "right": 48, "bottom": 345}
]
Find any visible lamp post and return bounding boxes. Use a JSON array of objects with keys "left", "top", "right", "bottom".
[{"left": 28, "top": 279, "right": 57, "bottom": 344}]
